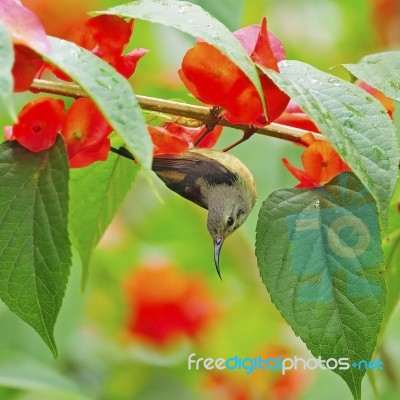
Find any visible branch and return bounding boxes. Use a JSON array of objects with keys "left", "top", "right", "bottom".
[{"left": 30, "top": 79, "right": 326, "bottom": 144}]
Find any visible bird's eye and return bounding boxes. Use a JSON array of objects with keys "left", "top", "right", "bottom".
[{"left": 227, "top": 217, "right": 234, "bottom": 227}]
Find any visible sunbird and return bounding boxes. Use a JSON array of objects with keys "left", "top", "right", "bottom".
[{"left": 111, "top": 147, "right": 257, "bottom": 279}]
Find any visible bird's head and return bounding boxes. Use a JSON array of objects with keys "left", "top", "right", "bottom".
[{"left": 206, "top": 184, "right": 256, "bottom": 279}]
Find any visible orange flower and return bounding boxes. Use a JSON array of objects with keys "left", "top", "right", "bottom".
[
  {"left": 148, "top": 122, "right": 223, "bottom": 155},
  {"left": 5, "top": 97, "right": 64, "bottom": 152},
  {"left": 45, "top": 15, "right": 148, "bottom": 81},
  {"left": 125, "top": 263, "right": 217, "bottom": 347},
  {"left": 61, "top": 98, "right": 112, "bottom": 168},
  {"left": 179, "top": 18, "right": 289, "bottom": 126},
  {"left": 283, "top": 133, "right": 350, "bottom": 188},
  {"left": 5, "top": 97, "right": 112, "bottom": 167}
]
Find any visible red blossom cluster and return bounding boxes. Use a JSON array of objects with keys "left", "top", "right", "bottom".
[
  {"left": 2, "top": 0, "right": 148, "bottom": 167},
  {"left": 45, "top": 14, "right": 148, "bottom": 81},
  {"left": 3, "top": 1, "right": 394, "bottom": 186},
  {"left": 5, "top": 97, "right": 112, "bottom": 167},
  {"left": 278, "top": 82, "right": 394, "bottom": 187},
  {"left": 124, "top": 263, "right": 217, "bottom": 347},
  {"left": 179, "top": 18, "right": 289, "bottom": 126},
  {"left": 148, "top": 122, "right": 223, "bottom": 155},
  {"left": 282, "top": 133, "right": 350, "bottom": 188}
]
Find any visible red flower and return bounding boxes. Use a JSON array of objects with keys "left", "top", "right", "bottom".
[
  {"left": 114, "top": 48, "right": 150, "bottom": 79},
  {"left": 47, "top": 15, "right": 148, "bottom": 81},
  {"left": 149, "top": 122, "right": 223, "bottom": 155},
  {"left": 282, "top": 133, "right": 349, "bottom": 188},
  {"left": 11, "top": 45, "right": 44, "bottom": 92},
  {"left": 148, "top": 125, "right": 191, "bottom": 155},
  {"left": 179, "top": 18, "right": 289, "bottom": 126},
  {"left": 1, "top": 0, "right": 50, "bottom": 92},
  {"left": 6, "top": 97, "right": 64, "bottom": 152},
  {"left": 61, "top": 98, "right": 112, "bottom": 168},
  {"left": 125, "top": 263, "right": 217, "bottom": 347},
  {"left": 5, "top": 97, "right": 113, "bottom": 167},
  {"left": 278, "top": 81, "right": 394, "bottom": 188}
]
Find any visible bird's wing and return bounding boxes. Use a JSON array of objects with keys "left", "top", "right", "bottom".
[{"left": 152, "top": 151, "right": 238, "bottom": 209}]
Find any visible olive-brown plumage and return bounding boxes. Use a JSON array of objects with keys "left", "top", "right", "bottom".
[{"left": 152, "top": 148, "right": 257, "bottom": 278}]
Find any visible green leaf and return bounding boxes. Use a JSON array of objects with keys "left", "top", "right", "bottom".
[
  {"left": 35, "top": 37, "right": 152, "bottom": 170},
  {"left": 342, "top": 52, "right": 400, "bottom": 102},
  {"left": 93, "top": 0, "right": 266, "bottom": 116},
  {"left": 0, "top": 137, "right": 71, "bottom": 357},
  {"left": 0, "top": 351, "right": 88, "bottom": 399},
  {"left": 189, "top": 0, "right": 244, "bottom": 31},
  {"left": 263, "top": 61, "right": 399, "bottom": 228},
  {"left": 0, "top": 21, "right": 16, "bottom": 120},
  {"left": 256, "top": 172, "right": 385, "bottom": 400},
  {"left": 69, "top": 152, "right": 139, "bottom": 287},
  {"left": 382, "top": 180, "right": 400, "bottom": 329}
]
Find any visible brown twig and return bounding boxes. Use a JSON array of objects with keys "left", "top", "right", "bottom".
[
  {"left": 30, "top": 79, "right": 326, "bottom": 145},
  {"left": 193, "top": 106, "right": 223, "bottom": 146},
  {"left": 223, "top": 127, "right": 257, "bottom": 152}
]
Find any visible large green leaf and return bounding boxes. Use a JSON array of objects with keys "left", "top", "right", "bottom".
[
  {"left": 35, "top": 37, "right": 152, "bottom": 170},
  {"left": 189, "top": 0, "right": 244, "bottom": 30},
  {"left": 69, "top": 152, "right": 139, "bottom": 287},
  {"left": 256, "top": 172, "right": 385, "bottom": 400},
  {"left": 382, "top": 181, "right": 400, "bottom": 329},
  {"left": 343, "top": 51, "right": 400, "bottom": 102},
  {"left": 263, "top": 61, "right": 399, "bottom": 228},
  {"left": 0, "top": 21, "right": 15, "bottom": 120},
  {"left": 93, "top": 0, "right": 266, "bottom": 115},
  {"left": 0, "top": 138, "right": 71, "bottom": 356}
]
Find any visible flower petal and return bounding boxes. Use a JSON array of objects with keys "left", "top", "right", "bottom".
[
  {"left": 114, "top": 48, "right": 149, "bottom": 79},
  {"left": 62, "top": 98, "right": 112, "bottom": 164},
  {"left": 11, "top": 97, "right": 64, "bottom": 152},
  {"left": 148, "top": 125, "right": 191, "bottom": 155},
  {"left": 68, "top": 137, "right": 110, "bottom": 168},
  {"left": 71, "top": 15, "right": 133, "bottom": 64},
  {"left": 302, "top": 141, "right": 350, "bottom": 183},
  {"left": 282, "top": 157, "right": 319, "bottom": 188},
  {"left": 251, "top": 18, "right": 281, "bottom": 71}
]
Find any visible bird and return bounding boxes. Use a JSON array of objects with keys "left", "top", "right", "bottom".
[
  {"left": 110, "top": 146, "right": 257, "bottom": 278},
  {"left": 151, "top": 148, "right": 257, "bottom": 279}
]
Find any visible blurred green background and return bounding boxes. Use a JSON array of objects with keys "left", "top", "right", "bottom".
[{"left": 0, "top": 0, "right": 399, "bottom": 399}]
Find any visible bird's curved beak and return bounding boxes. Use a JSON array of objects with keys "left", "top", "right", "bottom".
[{"left": 214, "top": 238, "right": 224, "bottom": 280}]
